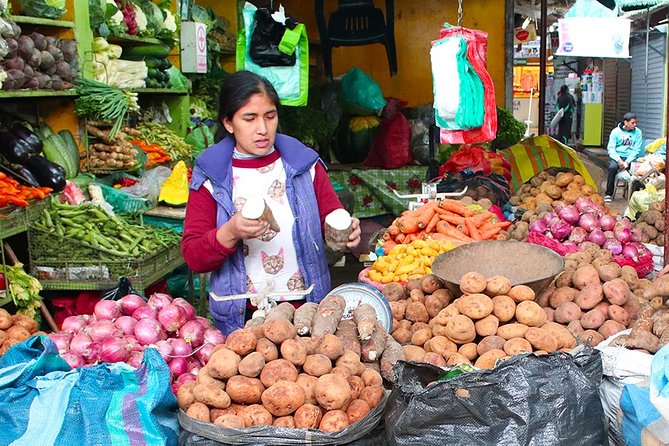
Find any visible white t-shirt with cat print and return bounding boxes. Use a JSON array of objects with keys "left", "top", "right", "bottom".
[{"left": 227, "top": 155, "right": 314, "bottom": 300}]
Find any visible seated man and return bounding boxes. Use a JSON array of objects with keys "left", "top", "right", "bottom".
[{"left": 605, "top": 112, "right": 643, "bottom": 202}]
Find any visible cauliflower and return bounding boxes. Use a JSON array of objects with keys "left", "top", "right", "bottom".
[
  {"left": 106, "top": 0, "right": 123, "bottom": 26},
  {"left": 0, "top": 69, "right": 7, "bottom": 90},
  {"left": 133, "top": 4, "right": 148, "bottom": 33},
  {"left": 162, "top": 10, "right": 177, "bottom": 33}
]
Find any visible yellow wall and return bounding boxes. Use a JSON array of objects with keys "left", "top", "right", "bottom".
[{"left": 276, "top": 0, "right": 507, "bottom": 107}]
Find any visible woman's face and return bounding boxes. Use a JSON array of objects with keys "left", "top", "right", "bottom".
[{"left": 223, "top": 92, "right": 278, "bottom": 156}]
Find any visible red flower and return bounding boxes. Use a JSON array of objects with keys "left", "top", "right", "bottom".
[
  {"left": 408, "top": 178, "right": 421, "bottom": 190},
  {"left": 386, "top": 181, "right": 397, "bottom": 190},
  {"left": 362, "top": 195, "right": 373, "bottom": 206},
  {"left": 348, "top": 175, "right": 362, "bottom": 187}
]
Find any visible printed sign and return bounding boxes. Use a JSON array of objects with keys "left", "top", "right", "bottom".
[{"left": 556, "top": 17, "right": 630, "bottom": 58}]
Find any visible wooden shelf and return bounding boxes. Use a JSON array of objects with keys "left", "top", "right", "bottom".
[
  {"left": 10, "top": 15, "right": 75, "bottom": 28},
  {"left": 0, "top": 89, "right": 78, "bottom": 99},
  {"left": 107, "top": 34, "right": 177, "bottom": 46}
]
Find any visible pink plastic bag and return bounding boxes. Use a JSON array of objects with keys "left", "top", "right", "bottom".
[
  {"left": 436, "top": 26, "right": 497, "bottom": 144},
  {"left": 526, "top": 232, "right": 579, "bottom": 256},
  {"left": 364, "top": 99, "right": 413, "bottom": 168}
]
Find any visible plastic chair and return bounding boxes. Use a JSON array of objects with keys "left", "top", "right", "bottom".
[
  {"left": 315, "top": 0, "right": 397, "bottom": 78},
  {"left": 614, "top": 171, "right": 630, "bottom": 200}
]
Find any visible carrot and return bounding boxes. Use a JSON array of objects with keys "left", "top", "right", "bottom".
[
  {"left": 404, "top": 234, "right": 417, "bottom": 244},
  {"left": 439, "top": 199, "right": 474, "bottom": 217},
  {"left": 456, "top": 224, "right": 469, "bottom": 236},
  {"left": 398, "top": 216, "right": 420, "bottom": 234},
  {"left": 382, "top": 231, "right": 391, "bottom": 241},
  {"left": 425, "top": 213, "right": 440, "bottom": 233},
  {"left": 465, "top": 218, "right": 481, "bottom": 240},
  {"left": 387, "top": 224, "right": 400, "bottom": 237},
  {"left": 469, "top": 212, "right": 493, "bottom": 227},
  {"left": 382, "top": 240, "right": 398, "bottom": 254},
  {"left": 479, "top": 226, "right": 504, "bottom": 240},
  {"left": 493, "top": 234, "right": 507, "bottom": 240},
  {"left": 479, "top": 220, "right": 512, "bottom": 232},
  {"left": 427, "top": 233, "right": 467, "bottom": 245},
  {"left": 417, "top": 202, "right": 437, "bottom": 229},
  {"left": 395, "top": 233, "right": 406, "bottom": 243},
  {"left": 435, "top": 220, "right": 451, "bottom": 235},
  {"left": 438, "top": 213, "right": 465, "bottom": 225},
  {"left": 437, "top": 221, "right": 473, "bottom": 243}
]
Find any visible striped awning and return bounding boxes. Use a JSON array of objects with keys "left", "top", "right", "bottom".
[{"left": 500, "top": 135, "right": 598, "bottom": 192}]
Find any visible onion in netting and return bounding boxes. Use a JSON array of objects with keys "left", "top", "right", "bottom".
[
  {"left": 622, "top": 244, "right": 640, "bottom": 262},
  {"left": 119, "top": 294, "right": 146, "bottom": 316},
  {"left": 172, "top": 298, "right": 196, "bottom": 321},
  {"left": 588, "top": 228, "right": 607, "bottom": 246},
  {"left": 94, "top": 300, "right": 120, "bottom": 321},
  {"left": 603, "top": 239, "right": 623, "bottom": 255},
  {"left": 549, "top": 219, "right": 572, "bottom": 240},
  {"left": 158, "top": 304, "right": 188, "bottom": 333},
  {"left": 558, "top": 206, "right": 580, "bottom": 224},
  {"left": 100, "top": 337, "right": 130, "bottom": 363},
  {"left": 614, "top": 226, "right": 631, "bottom": 244},
  {"left": 132, "top": 306, "right": 157, "bottom": 320},
  {"left": 126, "top": 350, "right": 144, "bottom": 368},
  {"left": 569, "top": 227, "right": 588, "bottom": 244},
  {"left": 69, "top": 332, "right": 93, "bottom": 357},
  {"left": 529, "top": 219, "right": 547, "bottom": 233},
  {"left": 147, "top": 293, "right": 173, "bottom": 311},
  {"left": 203, "top": 328, "right": 226, "bottom": 346},
  {"left": 599, "top": 214, "right": 617, "bottom": 231},
  {"left": 61, "top": 315, "right": 89, "bottom": 333},
  {"left": 115, "top": 316, "right": 137, "bottom": 335},
  {"left": 134, "top": 318, "right": 163, "bottom": 345},
  {"left": 153, "top": 339, "right": 174, "bottom": 361},
  {"left": 169, "top": 357, "right": 189, "bottom": 378},
  {"left": 87, "top": 320, "right": 120, "bottom": 342},
  {"left": 579, "top": 213, "right": 599, "bottom": 232},
  {"left": 180, "top": 320, "right": 205, "bottom": 347},
  {"left": 61, "top": 352, "right": 84, "bottom": 369},
  {"left": 195, "top": 343, "right": 215, "bottom": 364},
  {"left": 49, "top": 332, "right": 72, "bottom": 353},
  {"left": 169, "top": 337, "right": 193, "bottom": 357}
]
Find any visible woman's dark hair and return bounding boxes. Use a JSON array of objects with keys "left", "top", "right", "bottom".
[
  {"left": 215, "top": 71, "right": 281, "bottom": 142},
  {"left": 559, "top": 85, "right": 568, "bottom": 94}
]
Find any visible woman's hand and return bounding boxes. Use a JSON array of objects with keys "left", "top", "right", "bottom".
[
  {"left": 216, "top": 213, "right": 269, "bottom": 249},
  {"left": 346, "top": 217, "right": 362, "bottom": 250}
]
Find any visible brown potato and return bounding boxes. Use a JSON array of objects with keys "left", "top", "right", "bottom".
[
  {"left": 508, "top": 285, "right": 535, "bottom": 303},
  {"left": 426, "top": 335, "right": 457, "bottom": 358},
  {"left": 225, "top": 328, "right": 257, "bottom": 356},
  {"left": 575, "top": 284, "right": 604, "bottom": 310},
  {"left": 476, "top": 335, "right": 506, "bottom": 356},
  {"left": 238, "top": 351, "right": 266, "bottom": 378},
  {"left": 422, "top": 274, "right": 443, "bottom": 294},
  {"left": 331, "top": 366, "right": 352, "bottom": 379},
  {"left": 273, "top": 416, "right": 296, "bottom": 428},
  {"left": 446, "top": 353, "right": 471, "bottom": 366},
  {"left": 392, "top": 328, "right": 413, "bottom": 344},
  {"left": 425, "top": 294, "right": 446, "bottom": 318},
  {"left": 255, "top": 337, "right": 279, "bottom": 362},
  {"left": 402, "top": 345, "right": 427, "bottom": 362},
  {"left": 542, "top": 322, "right": 577, "bottom": 349},
  {"left": 303, "top": 354, "right": 333, "bottom": 377},
  {"left": 485, "top": 275, "right": 512, "bottom": 296},
  {"left": 186, "top": 402, "right": 210, "bottom": 422},
  {"left": 226, "top": 376, "right": 265, "bottom": 404},
  {"left": 572, "top": 266, "right": 600, "bottom": 290},
  {"left": 410, "top": 322, "right": 430, "bottom": 333},
  {"left": 296, "top": 373, "right": 319, "bottom": 405},
  {"left": 360, "top": 384, "right": 384, "bottom": 408},
  {"left": 260, "top": 359, "right": 298, "bottom": 387},
  {"left": 423, "top": 352, "right": 447, "bottom": 367},
  {"left": 315, "top": 373, "right": 352, "bottom": 410},
  {"left": 457, "top": 293, "right": 494, "bottom": 320},
  {"left": 176, "top": 381, "right": 196, "bottom": 411},
  {"left": 524, "top": 327, "right": 558, "bottom": 352},
  {"left": 347, "top": 375, "right": 365, "bottom": 400},
  {"left": 474, "top": 349, "right": 506, "bottom": 369},
  {"left": 431, "top": 289, "right": 453, "bottom": 307},
  {"left": 281, "top": 338, "right": 308, "bottom": 366},
  {"left": 262, "top": 318, "right": 297, "bottom": 344},
  {"left": 192, "top": 382, "right": 231, "bottom": 409},
  {"left": 548, "top": 287, "right": 579, "bottom": 309},
  {"left": 316, "top": 333, "right": 345, "bottom": 361},
  {"left": 294, "top": 403, "right": 323, "bottom": 428},
  {"left": 11, "top": 314, "right": 37, "bottom": 333},
  {"left": 261, "top": 380, "right": 306, "bottom": 416},
  {"left": 492, "top": 295, "right": 516, "bottom": 322},
  {"left": 347, "top": 399, "right": 371, "bottom": 424},
  {"left": 237, "top": 404, "right": 273, "bottom": 427},
  {"left": 409, "top": 288, "right": 425, "bottom": 304},
  {"left": 475, "top": 314, "right": 500, "bottom": 337},
  {"left": 434, "top": 304, "right": 460, "bottom": 325},
  {"left": 383, "top": 282, "right": 406, "bottom": 302},
  {"left": 458, "top": 343, "right": 478, "bottom": 361},
  {"left": 496, "top": 323, "right": 529, "bottom": 340},
  {"left": 214, "top": 414, "right": 245, "bottom": 428},
  {"left": 405, "top": 301, "right": 430, "bottom": 323},
  {"left": 460, "top": 272, "right": 487, "bottom": 294},
  {"left": 335, "top": 350, "right": 362, "bottom": 375},
  {"left": 515, "top": 301, "right": 547, "bottom": 327},
  {"left": 208, "top": 348, "right": 241, "bottom": 380},
  {"left": 319, "top": 410, "right": 350, "bottom": 432},
  {"left": 578, "top": 329, "right": 604, "bottom": 346},
  {"left": 411, "top": 328, "right": 433, "bottom": 346},
  {"left": 390, "top": 301, "right": 408, "bottom": 320},
  {"left": 503, "top": 338, "right": 533, "bottom": 356},
  {"left": 445, "top": 315, "right": 476, "bottom": 344}
]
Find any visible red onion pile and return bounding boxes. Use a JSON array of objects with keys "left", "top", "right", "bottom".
[
  {"left": 528, "top": 196, "right": 649, "bottom": 262},
  {"left": 48, "top": 293, "right": 225, "bottom": 392}
]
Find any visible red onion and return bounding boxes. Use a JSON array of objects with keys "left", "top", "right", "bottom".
[
  {"left": 172, "top": 298, "right": 196, "bottom": 321},
  {"left": 569, "top": 227, "right": 588, "bottom": 244},
  {"left": 630, "top": 228, "right": 643, "bottom": 243},
  {"left": 94, "top": 300, "right": 120, "bottom": 321},
  {"left": 587, "top": 228, "right": 607, "bottom": 246},
  {"left": 169, "top": 337, "right": 193, "bottom": 357},
  {"left": 603, "top": 239, "right": 623, "bottom": 255},
  {"left": 579, "top": 214, "right": 599, "bottom": 232},
  {"left": 562, "top": 240, "right": 578, "bottom": 249},
  {"left": 614, "top": 226, "right": 631, "bottom": 244},
  {"left": 175, "top": 372, "right": 196, "bottom": 387},
  {"left": 180, "top": 320, "right": 205, "bottom": 347},
  {"left": 599, "top": 214, "right": 616, "bottom": 231},
  {"left": 169, "top": 357, "right": 189, "bottom": 378},
  {"left": 552, "top": 201, "right": 567, "bottom": 213},
  {"left": 622, "top": 244, "right": 640, "bottom": 262},
  {"left": 529, "top": 219, "right": 547, "bottom": 233},
  {"left": 123, "top": 335, "right": 142, "bottom": 352},
  {"left": 100, "top": 337, "right": 129, "bottom": 363},
  {"left": 127, "top": 350, "right": 144, "bottom": 368},
  {"left": 87, "top": 320, "right": 120, "bottom": 342},
  {"left": 558, "top": 206, "right": 580, "bottom": 224},
  {"left": 114, "top": 316, "right": 137, "bottom": 335},
  {"left": 134, "top": 318, "right": 163, "bottom": 345},
  {"left": 578, "top": 241, "right": 599, "bottom": 251},
  {"left": 49, "top": 332, "right": 72, "bottom": 353},
  {"left": 83, "top": 342, "right": 101, "bottom": 363},
  {"left": 542, "top": 211, "right": 558, "bottom": 223},
  {"left": 549, "top": 219, "right": 572, "bottom": 240},
  {"left": 618, "top": 218, "right": 633, "bottom": 229},
  {"left": 148, "top": 293, "right": 173, "bottom": 311},
  {"left": 119, "top": 294, "right": 146, "bottom": 316},
  {"left": 604, "top": 231, "right": 615, "bottom": 239},
  {"left": 158, "top": 304, "right": 188, "bottom": 333},
  {"left": 194, "top": 316, "right": 212, "bottom": 329},
  {"left": 69, "top": 332, "right": 93, "bottom": 356},
  {"left": 61, "top": 352, "right": 84, "bottom": 368},
  {"left": 203, "top": 328, "right": 226, "bottom": 346},
  {"left": 153, "top": 339, "right": 174, "bottom": 361},
  {"left": 61, "top": 315, "right": 89, "bottom": 333},
  {"left": 132, "top": 306, "right": 157, "bottom": 320},
  {"left": 195, "top": 343, "right": 215, "bottom": 364}
]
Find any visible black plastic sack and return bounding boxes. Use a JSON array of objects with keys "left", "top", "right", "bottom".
[
  {"left": 436, "top": 171, "right": 511, "bottom": 205},
  {"left": 250, "top": 8, "right": 297, "bottom": 67},
  {"left": 178, "top": 394, "right": 388, "bottom": 446},
  {"left": 100, "top": 277, "right": 143, "bottom": 301},
  {"left": 385, "top": 349, "right": 607, "bottom": 446}
]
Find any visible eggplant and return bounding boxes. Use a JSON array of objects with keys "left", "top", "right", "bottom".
[
  {"left": 0, "top": 163, "right": 40, "bottom": 187},
  {"left": 0, "top": 130, "right": 40, "bottom": 163},
  {"left": 24, "top": 155, "right": 65, "bottom": 191},
  {"left": 11, "top": 123, "right": 43, "bottom": 154}
]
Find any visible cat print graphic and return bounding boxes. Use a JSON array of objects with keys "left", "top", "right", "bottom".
[
  {"left": 267, "top": 179, "right": 285, "bottom": 203},
  {"left": 261, "top": 248, "right": 284, "bottom": 275}
]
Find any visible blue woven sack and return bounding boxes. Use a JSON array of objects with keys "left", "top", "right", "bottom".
[{"left": 0, "top": 335, "right": 179, "bottom": 446}]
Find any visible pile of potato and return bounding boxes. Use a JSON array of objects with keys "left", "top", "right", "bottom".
[
  {"left": 505, "top": 203, "right": 554, "bottom": 241},
  {"left": 178, "top": 298, "right": 404, "bottom": 432},
  {"left": 634, "top": 202, "right": 664, "bottom": 246},
  {"left": 383, "top": 273, "right": 576, "bottom": 369},
  {"left": 537, "top": 246, "right": 651, "bottom": 347},
  {"left": 0, "top": 308, "right": 40, "bottom": 355},
  {"left": 507, "top": 170, "right": 604, "bottom": 211}
]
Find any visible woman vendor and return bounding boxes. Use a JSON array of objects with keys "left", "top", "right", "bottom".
[{"left": 182, "top": 70, "right": 361, "bottom": 334}]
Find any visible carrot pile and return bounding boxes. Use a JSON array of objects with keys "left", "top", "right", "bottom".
[
  {"left": 382, "top": 199, "right": 511, "bottom": 254},
  {"left": 130, "top": 139, "right": 171, "bottom": 167},
  {"left": 0, "top": 173, "right": 52, "bottom": 207}
]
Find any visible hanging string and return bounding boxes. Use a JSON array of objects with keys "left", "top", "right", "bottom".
[{"left": 457, "top": 0, "right": 464, "bottom": 27}]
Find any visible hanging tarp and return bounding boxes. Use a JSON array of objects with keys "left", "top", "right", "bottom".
[{"left": 500, "top": 135, "right": 597, "bottom": 192}]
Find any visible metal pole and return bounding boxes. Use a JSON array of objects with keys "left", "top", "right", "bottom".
[
  {"left": 664, "top": 8, "right": 669, "bottom": 266},
  {"left": 538, "top": 0, "right": 548, "bottom": 134}
]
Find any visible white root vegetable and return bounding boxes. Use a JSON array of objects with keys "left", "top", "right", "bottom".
[
  {"left": 294, "top": 302, "right": 318, "bottom": 336},
  {"left": 353, "top": 304, "right": 377, "bottom": 341},
  {"left": 241, "top": 195, "right": 280, "bottom": 232},
  {"left": 312, "top": 294, "right": 346, "bottom": 339},
  {"left": 324, "top": 209, "right": 353, "bottom": 251}
]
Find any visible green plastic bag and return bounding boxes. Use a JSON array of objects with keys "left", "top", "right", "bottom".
[
  {"left": 341, "top": 67, "right": 386, "bottom": 116},
  {"left": 624, "top": 184, "right": 665, "bottom": 220},
  {"left": 17, "top": 0, "right": 66, "bottom": 19},
  {"left": 185, "top": 123, "right": 216, "bottom": 157}
]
